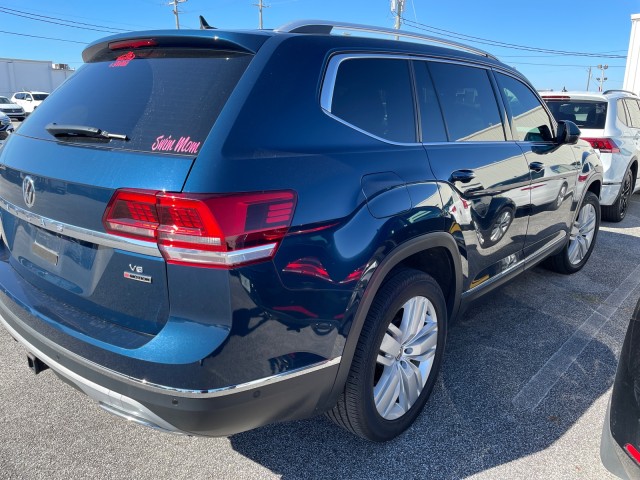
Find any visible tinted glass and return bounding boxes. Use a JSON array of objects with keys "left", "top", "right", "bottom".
[
  {"left": 413, "top": 61, "right": 447, "bottom": 142},
  {"left": 428, "top": 62, "right": 504, "bottom": 142},
  {"left": 331, "top": 58, "right": 416, "bottom": 143},
  {"left": 496, "top": 73, "right": 553, "bottom": 141},
  {"left": 625, "top": 99, "right": 640, "bottom": 128},
  {"left": 14, "top": 94, "right": 23, "bottom": 100},
  {"left": 19, "top": 50, "right": 252, "bottom": 155},
  {"left": 0, "top": 97, "right": 10, "bottom": 104},
  {"left": 32, "top": 94, "right": 48, "bottom": 101},
  {"left": 617, "top": 99, "right": 629, "bottom": 126},
  {"left": 544, "top": 99, "right": 607, "bottom": 129}
]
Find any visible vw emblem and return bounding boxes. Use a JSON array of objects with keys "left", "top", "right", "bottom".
[{"left": 22, "top": 176, "right": 36, "bottom": 208}]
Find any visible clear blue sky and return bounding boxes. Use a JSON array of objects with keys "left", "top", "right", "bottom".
[{"left": 0, "top": 0, "right": 638, "bottom": 92}]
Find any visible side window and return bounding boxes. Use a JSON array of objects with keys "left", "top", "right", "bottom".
[
  {"left": 617, "top": 99, "right": 629, "bottom": 126},
  {"left": 15, "top": 93, "right": 23, "bottom": 100},
  {"left": 625, "top": 99, "right": 640, "bottom": 128},
  {"left": 330, "top": 58, "right": 416, "bottom": 143},
  {"left": 412, "top": 61, "right": 447, "bottom": 142},
  {"left": 495, "top": 73, "right": 553, "bottom": 142},
  {"left": 428, "top": 62, "right": 504, "bottom": 142},
  {"left": 26, "top": 94, "right": 32, "bottom": 101}
]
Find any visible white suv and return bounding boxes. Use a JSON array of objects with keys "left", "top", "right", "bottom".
[
  {"left": 542, "top": 90, "right": 640, "bottom": 222},
  {"left": 10, "top": 91, "right": 49, "bottom": 115}
]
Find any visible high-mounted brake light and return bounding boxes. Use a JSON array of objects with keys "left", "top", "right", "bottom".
[
  {"left": 103, "top": 189, "right": 297, "bottom": 268},
  {"left": 109, "top": 39, "right": 158, "bottom": 50},
  {"left": 581, "top": 137, "right": 620, "bottom": 154},
  {"left": 542, "top": 95, "right": 571, "bottom": 100}
]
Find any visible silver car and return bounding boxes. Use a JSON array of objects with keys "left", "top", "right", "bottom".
[{"left": 542, "top": 90, "right": 640, "bottom": 222}]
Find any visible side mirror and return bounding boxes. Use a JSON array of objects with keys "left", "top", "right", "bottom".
[{"left": 556, "top": 120, "right": 581, "bottom": 145}]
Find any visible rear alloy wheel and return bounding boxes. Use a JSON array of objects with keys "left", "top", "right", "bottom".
[
  {"left": 602, "top": 168, "right": 633, "bottom": 222},
  {"left": 545, "top": 191, "right": 600, "bottom": 274},
  {"left": 327, "top": 268, "right": 446, "bottom": 441}
]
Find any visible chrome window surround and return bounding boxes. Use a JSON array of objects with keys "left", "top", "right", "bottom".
[{"left": 320, "top": 54, "right": 504, "bottom": 146}]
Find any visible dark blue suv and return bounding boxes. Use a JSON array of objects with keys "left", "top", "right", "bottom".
[{"left": 0, "top": 20, "right": 602, "bottom": 441}]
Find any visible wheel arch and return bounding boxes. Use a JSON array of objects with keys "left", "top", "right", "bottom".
[{"left": 322, "top": 231, "right": 463, "bottom": 410}]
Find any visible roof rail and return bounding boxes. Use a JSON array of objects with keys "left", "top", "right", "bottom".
[
  {"left": 603, "top": 89, "right": 637, "bottom": 96},
  {"left": 274, "top": 20, "right": 498, "bottom": 60}
]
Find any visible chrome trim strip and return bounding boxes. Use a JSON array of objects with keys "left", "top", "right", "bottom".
[
  {"left": 0, "top": 309, "right": 341, "bottom": 399},
  {"left": 160, "top": 242, "right": 277, "bottom": 266},
  {"left": 0, "top": 197, "right": 162, "bottom": 257},
  {"left": 462, "top": 232, "right": 567, "bottom": 298},
  {"left": 275, "top": 20, "right": 497, "bottom": 59}
]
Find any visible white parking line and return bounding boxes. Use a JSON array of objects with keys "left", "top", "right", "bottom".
[{"left": 512, "top": 263, "right": 640, "bottom": 411}]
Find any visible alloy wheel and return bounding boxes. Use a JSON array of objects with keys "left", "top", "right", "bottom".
[
  {"left": 374, "top": 296, "right": 438, "bottom": 420},
  {"left": 568, "top": 202, "right": 597, "bottom": 265}
]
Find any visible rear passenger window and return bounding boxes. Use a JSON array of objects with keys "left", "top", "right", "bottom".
[
  {"left": 496, "top": 73, "right": 553, "bottom": 142},
  {"left": 331, "top": 58, "right": 416, "bottom": 143},
  {"left": 625, "top": 99, "right": 640, "bottom": 128},
  {"left": 413, "top": 61, "right": 447, "bottom": 142},
  {"left": 428, "top": 62, "right": 504, "bottom": 142}
]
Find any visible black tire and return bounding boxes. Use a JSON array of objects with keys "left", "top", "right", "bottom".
[
  {"left": 602, "top": 168, "right": 633, "bottom": 222},
  {"left": 326, "top": 268, "right": 447, "bottom": 441},
  {"left": 545, "top": 191, "right": 600, "bottom": 274}
]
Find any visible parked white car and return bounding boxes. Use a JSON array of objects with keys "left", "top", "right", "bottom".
[
  {"left": 0, "top": 96, "right": 25, "bottom": 121},
  {"left": 541, "top": 90, "right": 640, "bottom": 222},
  {"left": 10, "top": 91, "right": 49, "bottom": 115},
  {"left": 0, "top": 111, "right": 14, "bottom": 144}
]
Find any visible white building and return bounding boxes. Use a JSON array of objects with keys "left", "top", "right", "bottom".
[
  {"left": 624, "top": 14, "right": 640, "bottom": 95},
  {"left": 0, "top": 58, "right": 74, "bottom": 98}
]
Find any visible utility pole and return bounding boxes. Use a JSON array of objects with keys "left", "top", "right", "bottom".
[
  {"left": 596, "top": 64, "right": 608, "bottom": 92},
  {"left": 391, "top": 0, "right": 406, "bottom": 30},
  {"left": 169, "top": 0, "right": 187, "bottom": 29},
  {"left": 254, "top": 0, "right": 269, "bottom": 29},
  {"left": 586, "top": 66, "right": 592, "bottom": 91}
]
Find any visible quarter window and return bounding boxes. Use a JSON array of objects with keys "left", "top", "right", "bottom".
[
  {"left": 625, "top": 99, "right": 640, "bottom": 128},
  {"left": 496, "top": 73, "right": 553, "bottom": 142},
  {"left": 617, "top": 99, "right": 629, "bottom": 126},
  {"left": 428, "top": 62, "right": 504, "bottom": 142},
  {"left": 330, "top": 58, "right": 416, "bottom": 143}
]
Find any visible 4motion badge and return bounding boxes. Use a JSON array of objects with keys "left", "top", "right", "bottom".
[{"left": 124, "top": 264, "right": 152, "bottom": 284}]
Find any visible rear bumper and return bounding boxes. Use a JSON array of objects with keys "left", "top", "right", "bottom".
[
  {"left": 601, "top": 182, "right": 622, "bottom": 206},
  {"left": 601, "top": 400, "right": 638, "bottom": 480},
  {"left": 0, "top": 302, "right": 341, "bottom": 436}
]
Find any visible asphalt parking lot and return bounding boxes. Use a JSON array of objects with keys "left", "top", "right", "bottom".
[{"left": 1, "top": 190, "right": 639, "bottom": 479}]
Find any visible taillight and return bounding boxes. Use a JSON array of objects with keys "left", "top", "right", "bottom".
[
  {"left": 582, "top": 137, "right": 620, "bottom": 153},
  {"left": 103, "top": 189, "right": 296, "bottom": 268}
]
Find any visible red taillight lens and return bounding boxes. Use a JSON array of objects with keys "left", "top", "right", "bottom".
[
  {"left": 582, "top": 137, "right": 620, "bottom": 153},
  {"left": 103, "top": 189, "right": 297, "bottom": 268},
  {"left": 625, "top": 443, "right": 640, "bottom": 464}
]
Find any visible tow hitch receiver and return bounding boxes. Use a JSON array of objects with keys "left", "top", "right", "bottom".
[{"left": 27, "top": 353, "right": 49, "bottom": 375}]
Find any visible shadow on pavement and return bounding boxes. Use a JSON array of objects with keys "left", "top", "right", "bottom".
[{"left": 229, "top": 196, "right": 640, "bottom": 479}]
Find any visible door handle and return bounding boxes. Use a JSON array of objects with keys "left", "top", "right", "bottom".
[
  {"left": 529, "top": 162, "right": 545, "bottom": 172},
  {"left": 449, "top": 169, "right": 476, "bottom": 183}
]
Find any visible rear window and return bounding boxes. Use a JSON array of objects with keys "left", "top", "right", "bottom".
[
  {"left": 19, "top": 49, "right": 252, "bottom": 155},
  {"left": 543, "top": 100, "right": 607, "bottom": 129}
]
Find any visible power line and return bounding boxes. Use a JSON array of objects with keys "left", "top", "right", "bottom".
[
  {"left": 401, "top": 17, "right": 627, "bottom": 59},
  {"left": 0, "top": 6, "right": 128, "bottom": 32},
  {"left": 0, "top": 29, "right": 88, "bottom": 45},
  {"left": 0, "top": 7, "right": 123, "bottom": 33}
]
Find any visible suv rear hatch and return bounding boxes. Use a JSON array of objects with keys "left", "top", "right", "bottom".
[{"left": 0, "top": 33, "right": 258, "bottom": 341}]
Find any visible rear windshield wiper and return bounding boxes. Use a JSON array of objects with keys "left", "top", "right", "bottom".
[{"left": 45, "top": 123, "right": 129, "bottom": 141}]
